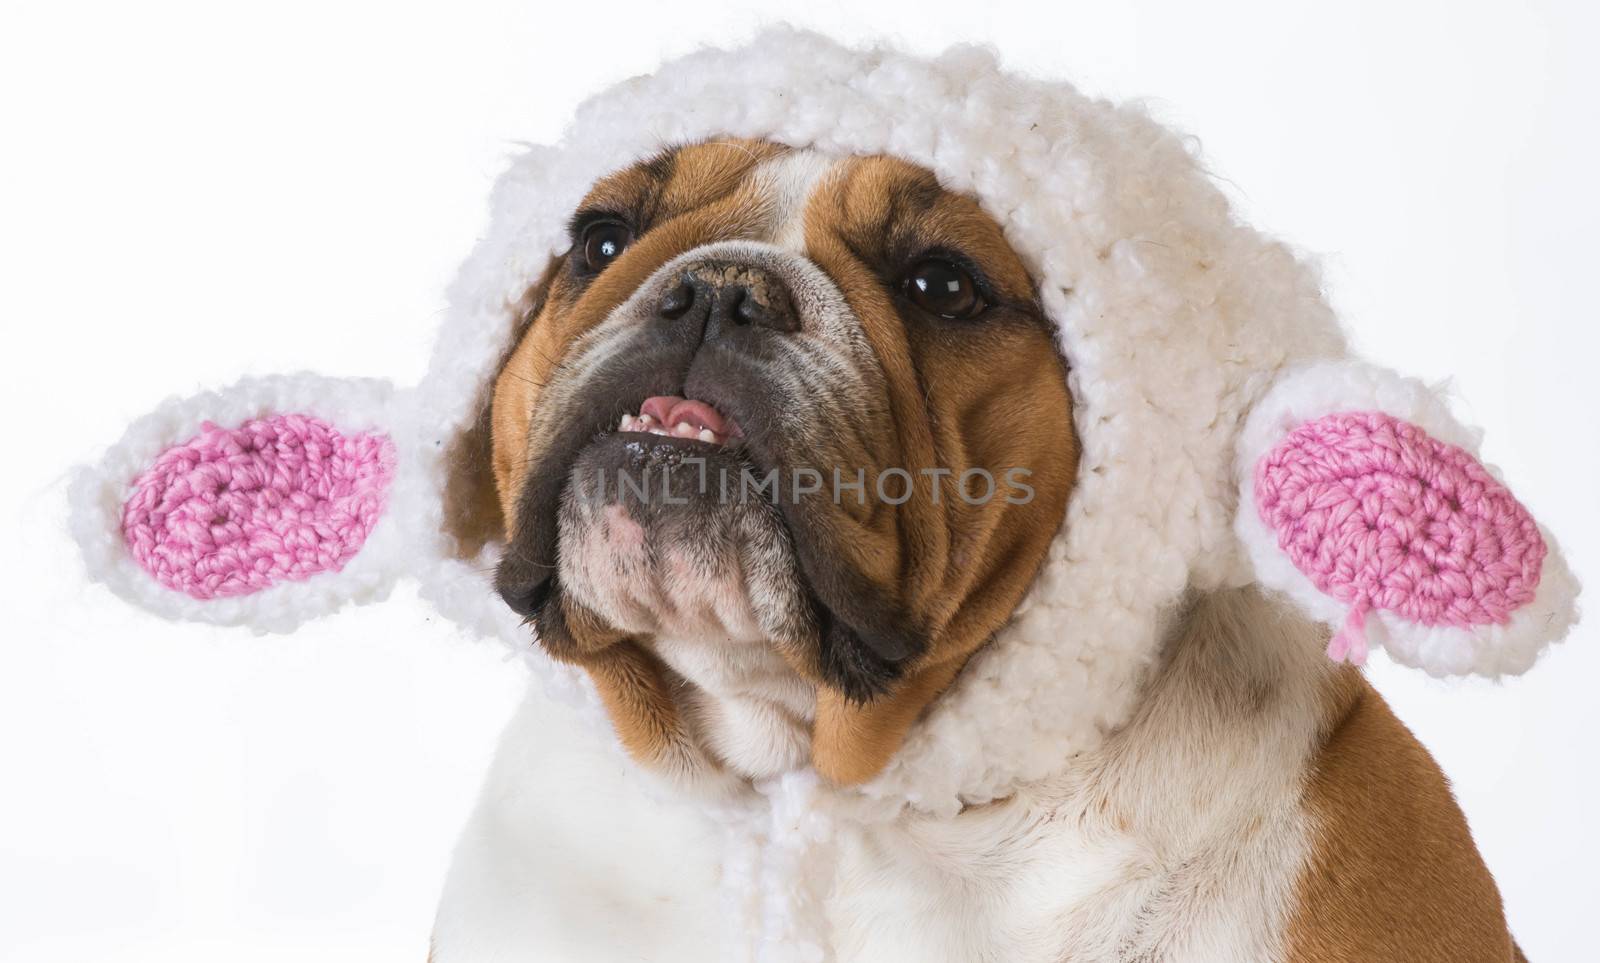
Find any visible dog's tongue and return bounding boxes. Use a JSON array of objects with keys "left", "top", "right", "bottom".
[{"left": 639, "top": 396, "right": 740, "bottom": 437}]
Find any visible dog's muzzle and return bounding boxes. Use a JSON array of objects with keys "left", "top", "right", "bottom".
[{"left": 495, "top": 239, "right": 922, "bottom": 695}]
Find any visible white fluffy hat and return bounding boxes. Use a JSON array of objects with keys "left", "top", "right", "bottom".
[
  {"left": 412, "top": 27, "right": 1571, "bottom": 810},
  {"left": 71, "top": 27, "right": 1580, "bottom": 959}
]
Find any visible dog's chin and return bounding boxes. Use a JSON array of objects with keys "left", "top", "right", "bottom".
[{"left": 554, "top": 431, "right": 815, "bottom": 647}]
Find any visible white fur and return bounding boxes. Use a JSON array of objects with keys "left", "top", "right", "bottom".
[
  {"left": 753, "top": 150, "right": 840, "bottom": 253},
  {"left": 430, "top": 690, "right": 728, "bottom": 962}
]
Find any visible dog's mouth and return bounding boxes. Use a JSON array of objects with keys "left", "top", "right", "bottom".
[
  {"left": 494, "top": 365, "right": 797, "bottom": 628},
  {"left": 539, "top": 384, "right": 820, "bottom": 650},
  {"left": 617, "top": 395, "right": 745, "bottom": 446},
  {"left": 496, "top": 361, "right": 921, "bottom": 695}
]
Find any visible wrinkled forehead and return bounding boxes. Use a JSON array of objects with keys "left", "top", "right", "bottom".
[{"left": 572, "top": 139, "right": 1037, "bottom": 300}]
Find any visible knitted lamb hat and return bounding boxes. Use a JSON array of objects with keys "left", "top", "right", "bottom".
[{"left": 71, "top": 27, "right": 1579, "bottom": 959}]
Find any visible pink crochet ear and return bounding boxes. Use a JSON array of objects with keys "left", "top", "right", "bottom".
[
  {"left": 120, "top": 414, "right": 396, "bottom": 600},
  {"left": 1236, "top": 361, "right": 1578, "bottom": 678},
  {"left": 1254, "top": 411, "right": 1545, "bottom": 666}
]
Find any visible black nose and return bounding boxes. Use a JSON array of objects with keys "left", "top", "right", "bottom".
[{"left": 655, "top": 261, "right": 799, "bottom": 336}]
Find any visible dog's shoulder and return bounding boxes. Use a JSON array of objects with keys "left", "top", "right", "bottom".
[
  {"left": 1284, "top": 671, "right": 1517, "bottom": 962},
  {"left": 835, "top": 587, "right": 1331, "bottom": 961},
  {"left": 836, "top": 588, "right": 1521, "bottom": 963}
]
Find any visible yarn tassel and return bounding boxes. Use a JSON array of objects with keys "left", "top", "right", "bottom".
[{"left": 1327, "top": 600, "right": 1371, "bottom": 666}]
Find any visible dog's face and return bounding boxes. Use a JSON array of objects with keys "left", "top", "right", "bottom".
[{"left": 486, "top": 140, "right": 1077, "bottom": 784}]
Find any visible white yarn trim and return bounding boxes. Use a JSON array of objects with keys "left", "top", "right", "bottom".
[
  {"left": 1234, "top": 361, "right": 1581, "bottom": 677},
  {"left": 69, "top": 373, "right": 409, "bottom": 633}
]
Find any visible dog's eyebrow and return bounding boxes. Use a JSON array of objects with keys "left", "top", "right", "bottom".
[
  {"left": 885, "top": 176, "right": 945, "bottom": 238},
  {"left": 638, "top": 145, "right": 679, "bottom": 183},
  {"left": 566, "top": 206, "right": 632, "bottom": 238},
  {"left": 569, "top": 146, "right": 682, "bottom": 237}
]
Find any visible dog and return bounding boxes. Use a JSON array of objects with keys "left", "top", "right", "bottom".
[{"left": 426, "top": 139, "right": 1524, "bottom": 962}]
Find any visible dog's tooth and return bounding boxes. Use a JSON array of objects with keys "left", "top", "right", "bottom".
[
  {"left": 638, "top": 413, "right": 655, "bottom": 426},
  {"left": 619, "top": 414, "right": 634, "bottom": 431},
  {"left": 697, "top": 428, "right": 716, "bottom": 443},
  {"left": 674, "top": 421, "right": 696, "bottom": 438}
]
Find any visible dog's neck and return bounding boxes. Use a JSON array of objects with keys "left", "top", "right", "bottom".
[
  {"left": 646, "top": 630, "right": 817, "bottom": 780},
  {"left": 646, "top": 584, "right": 1336, "bottom": 791}
]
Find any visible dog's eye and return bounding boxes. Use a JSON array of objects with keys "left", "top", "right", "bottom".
[
  {"left": 579, "top": 221, "right": 632, "bottom": 273},
  {"left": 904, "top": 258, "right": 985, "bottom": 319}
]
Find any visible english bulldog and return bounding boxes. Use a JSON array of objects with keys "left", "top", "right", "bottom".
[{"left": 429, "top": 139, "right": 1525, "bottom": 963}]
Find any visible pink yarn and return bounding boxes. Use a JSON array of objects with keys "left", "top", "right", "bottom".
[
  {"left": 1255, "top": 411, "right": 1545, "bottom": 665},
  {"left": 122, "top": 414, "right": 395, "bottom": 600}
]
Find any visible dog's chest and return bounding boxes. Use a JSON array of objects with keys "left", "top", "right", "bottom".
[
  {"left": 829, "top": 772, "right": 1308, "bottom": 963},
  {"left": 435, "top": 681, "right": 1315, "bottom": 963}
]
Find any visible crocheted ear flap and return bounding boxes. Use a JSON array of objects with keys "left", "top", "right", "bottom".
[
  {"left": 1235, "top": 361, "right": 1579, "bottom": 678},
  {"left": 70, "top": 374, "right": 410, "bottom": 633}
]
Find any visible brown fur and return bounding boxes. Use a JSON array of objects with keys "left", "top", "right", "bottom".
[
  {"left": 1287, "top": 671, "right": 1519, "bottom": 961},
  {"left": 795, "top": 156, "right": 1077, "bottom": 782},
  {"left": 482, "top": 141, "right": 1076, "bottom": 783}
]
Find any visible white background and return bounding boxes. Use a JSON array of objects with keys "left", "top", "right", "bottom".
[{"left": 3, "top": 1, "right": 1596, "bottom": 959}]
